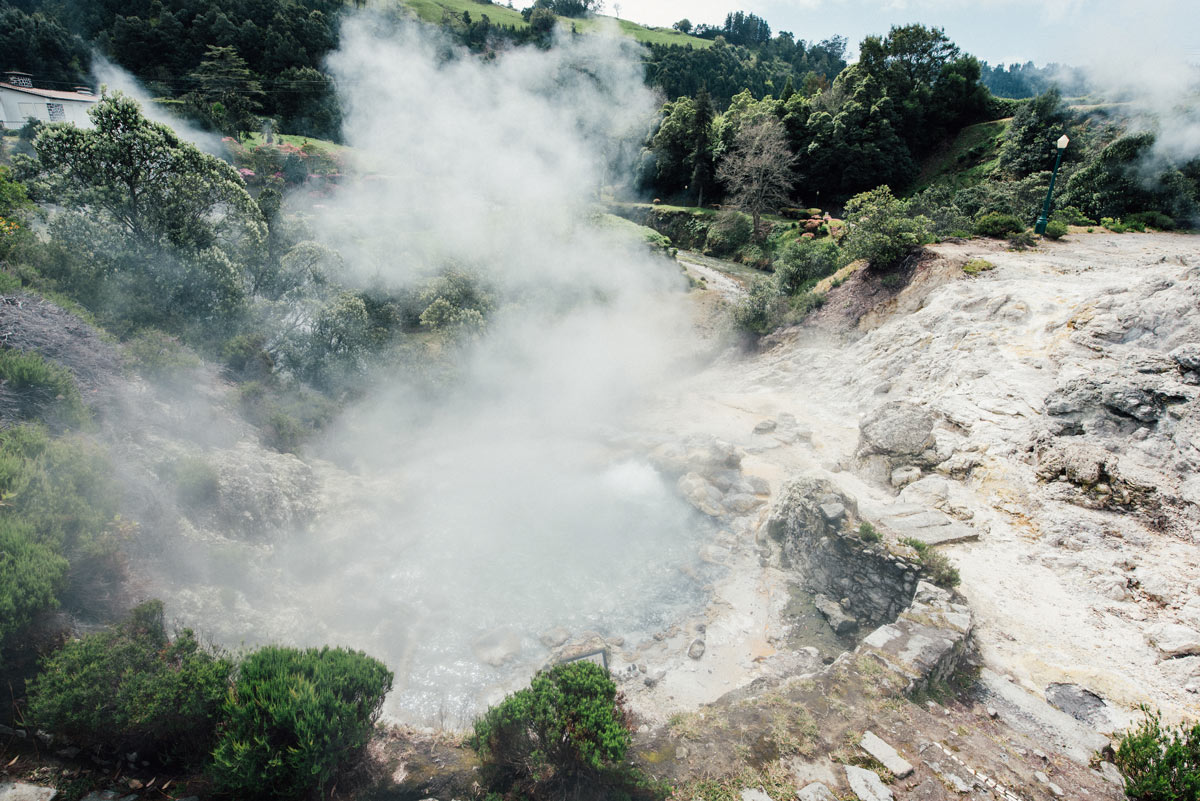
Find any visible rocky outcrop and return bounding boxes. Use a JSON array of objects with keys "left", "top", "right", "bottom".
[
  {"left": 858, "top": 581, "right": 973, "bottom": 693},
  {"left": 651, "top": 436, "right": 769, "bottom": 519},
  {"left": 854, "top": 401, "right": 940, "bottom": 485},
  {"left": 768, "top": 477, "right": 920, "bottom": 628}
]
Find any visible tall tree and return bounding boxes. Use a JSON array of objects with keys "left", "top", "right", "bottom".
[
  {"left": 185, "top": 45, "right": 264, "bottom": 141},
  {"left": 716, "top": 117, "right": 795, "bottom": 239},
  {"left": 690, "top": 88, "right": 716, "bottom": 207}
]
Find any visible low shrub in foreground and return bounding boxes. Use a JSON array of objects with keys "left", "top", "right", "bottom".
[
  {"left": 471, "top": 661, "right": 656, "bottom": 800},
  {"left": 973, "top": 212, "right": 1025, "bottom": 238},
  {"left": 0, "top": 518, "right": 67, "bottom": 660},
  {"left": 210, "top": 645, "right": 392, "bottom": 799},
  {"left": 0, "top": 347, "right": 87, "bottom": 427},
  {"left": 1114, "top": 706, "right": 1200, "bottom": 800},
  {"left": 1042, "top": 220, "right": 1068, "bottom": 240},
  {"left": 27, "top": 600, "right": 233, "bottom": 763},
  {"left": 962, "top": 258, "right": 995, "bottom": 276}
]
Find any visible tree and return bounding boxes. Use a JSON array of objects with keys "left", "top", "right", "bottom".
[
  {"left": 841, "top": 185, "right": 931, "bottom": 270},
  {"left": 34, "top": 92, "right": 266, "bottom": 329},
  {"left": 672, "top": 18, "right": 692, "bottom": 33},
  {"left": 185, "top": 45, "right": 264, "bottom": 141},
  {"left": 717, "top": 117, "right": 796, "bottom": 239},
  {"left": 997, "top": 88, "right": 1078, "bottom": 178},
  {"left": 689, "top": 88, "right": 716, "bottom": 207}
]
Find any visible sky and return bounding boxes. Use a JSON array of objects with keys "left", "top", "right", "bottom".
[{"left": 608, "top": 0, "right": 1200, "bottom": 67}]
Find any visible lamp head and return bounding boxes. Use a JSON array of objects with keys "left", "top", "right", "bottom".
[{"left": 1057, "top": 134, "right": 1070, "bottom": 150}]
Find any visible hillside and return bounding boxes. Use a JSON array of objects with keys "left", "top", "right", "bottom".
[{"left": 397, "top": 0, "right": 714, "bottom": 47}]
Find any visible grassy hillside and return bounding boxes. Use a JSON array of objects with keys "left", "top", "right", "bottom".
[
  {"left": 397, "top": 0, "right": 713, "bottom": 48},
  {"left": 910, "top": 118, "right": 1010, "bottom": 193}
]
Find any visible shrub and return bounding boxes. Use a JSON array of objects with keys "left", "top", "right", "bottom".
[
  {"left": 1126, "top": 211, "right": 1176, "bottom": 231},
  {"left": 1042, "top": 220, "right": 1069, "bottom": 240},
  {"left": 0, "top": 347, "right": 88, "bottom": 427},
  {"left": 703, "top": 210, "right": 753, "bottom": 258},
  {"left": 27, "top": 600, "right": 233, "bottom": 763},
  {"left": 774, "top": 238, "right": 841, "bottom": 296},
  {"left": 210, "top": 646, "right": 393, "bottom": 799},
  {"left": 732, "top": 279, "right": 784, "bottom": 336},
  {"left": 841, "top": 186, "right": 931, "bottom": 270},
  {"left": 1006, "top": 230, "right": 1036, "bottom": 250},
  {"left": 123, "top": 328, "right": 202, "bottom": 380},
  {"left": 973, "top": 212, "right": 1025, "bottom": 238},
  {"left": 1113, "top": 706, "right": 1200, "bottom": 800},
  {"left": 1101, "top": 216, "right": 1129, "bottom": 233},
  {"left": 171, "top": 456, "right": 221, "bottom": 508},
  {"left": 858, "top": 521, "right": 882, "bottom": 543},
  {"left": 1051, "top": 205, "right": 1093, "bottom": 226},
  {"left": 962, "top": 258, "right": 995, "bottom": 276},
  {"left": 0, "top": 518, "right": 67, "bottom": 659},
  {"left": 470, "top": 661, "right": 636, "bottom": 798},
  {"left": 899, "top": 537, "right": 961, "bottom": 589}
]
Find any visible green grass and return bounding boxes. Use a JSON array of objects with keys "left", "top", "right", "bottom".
[
  {"left": 396, "top": 0, "right": 713, "bottom": 48},
  {"left": 241, "top": 132, "right": 349, "bottom": 155},
  {"left": 910, "top": 118, "right": 1010, "bottom": 194}
]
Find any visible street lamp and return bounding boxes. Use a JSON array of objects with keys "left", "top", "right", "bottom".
[{"left": 1034, "top": 134, "right": 1070, "bottom": 234}]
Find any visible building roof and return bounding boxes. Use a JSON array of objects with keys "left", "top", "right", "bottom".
[{"left": 0, "top": 82, "right": 99, "bottom": 103}]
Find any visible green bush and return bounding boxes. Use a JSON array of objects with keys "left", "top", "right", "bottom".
[
  {"left": 171, "top": 456, "right": 221, "bottom": 509},
  {"left": 973, "top": 212, "right": 1025, "bottom": 238},
  {"left": 841, "top": 186, "right": 931, "bottom": 270},
  {"left": 1006, "top": 230, "right": 1036, "bottom": 250},
  {"left": 899, "top": 537, "right": 961, "bottom": 589},
  {"left": 732, "top": 279, "right": 784, "bottom": 336},
  {"left": 1101, "top": 216, "right": 1128, "bottom": 233},
  {"left": 774, "top": 238, "right": 841, "bottom": 295},
  {"left": 0, "top": 518, "right": 67, "bottom": 659},
  {"left": 27, "top": 600, "right": 233, "bottom": 763},
  {"left": 0, "top": 347, "right": 88, "bottom": 427},
  {"left": 1114, "top": 706, "right": 1200, "bottom": 800},
  {"left": 858, "top": 521, "right": 882, "bottom": 543},
  {"left": 1051, "top": 205, "right": 1093, "bottom": 226},
  {"left": 210, "top": 645, "right": 393, "bottom": 799},
  {"left": 123, "top": 328, "right": 202, "bottom": 380},
  {"left": 471, "top": 661, "right": 637, "bottom": 799},
  {"left": 703, "top": 210, "right": 753, "bottom": 258},
  {"left": 1126, "top": 211, "right": 1176, "bottom": 231},
  {"left": 1042, "top": 220, "right": 1069, "bottom": 240}
]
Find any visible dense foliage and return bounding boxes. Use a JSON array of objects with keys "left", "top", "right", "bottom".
[
  {"left": 841, "top": 186, "right": 931, "bottom": 270},
  {"left": 210, "top": 646, "right": 392, "bottom": 799},
  {"left": 471, "top": 661, "right": 643, "bottom": 799},
  {"left": 27, "top": 601, "right": 233, "bottom": 762},
  {"left": 1114, "top": 707, "right": 1200, "bottom": 801},
  {"left": 9, "top": 0, "right": 345, "bottom": 139}
]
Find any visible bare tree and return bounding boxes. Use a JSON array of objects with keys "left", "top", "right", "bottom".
[{"left": 716, "top": 118, "right": 796, "bottom": 240}]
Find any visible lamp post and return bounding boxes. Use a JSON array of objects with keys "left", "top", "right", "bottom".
[{"left": 1035, "top": 134, "right": 1070, "bottom": 234}]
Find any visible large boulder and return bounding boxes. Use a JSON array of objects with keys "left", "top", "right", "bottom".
[{"left": 858, "top": 401, "right": 936, "bottom": 459}]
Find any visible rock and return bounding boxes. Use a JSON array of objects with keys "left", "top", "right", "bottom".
[
  {"left": 1048, "top": 781, "right": 1065, "bottom": 797},
  {"left": 891, "top": 466, "right": 921, "bottom": 488},
  {"left": 796, "top": 783, "right": 837, "bottom": 801},
  {"left": 1180, "top": 597, "right": 1200, "bottom": 628},
  {"left": 539, "top": 627, "right": 570, "bottom": 649},
  {"left": 1171, "top": 344, "right": 1200, "bottom": 372},
  {"left": 818, "top": 502, "right": 845, "bottom": 524},
  {"left": 860, "top": 731, "right": 913, "bottom": 778},
  {"left": 471, "top": 628, "right": 522, "bottom": 666},
  {"left": 1099, "top": 761, "right": 1125, "bottom": 788},
  {"left": 859, "top": 401, "right": 936, "bottom": 458},
  {"left": 814, "top": 594, "right": 858, "bottom": 635},
  {"left": 1136, "top": 570, "right": 1173, "bottom": 603},
  {"left": 739, "top": 790, "right": 771, "bottom": 801},
  {"left": 644, "top": 669, "right": 666, "bottom": 688},
  {"left": 844, "top": 764, "right": 893, "bottom": 801},
  {"left": 0, "top": 783, "right": 57, "bottom": 801},
  {"left": 987, "top": 706, "right": 998, "bottom": 718},
  {"left": 687, "top": 638, "right": 706, "bottom": 659},
  {"left": 1148, "top": 623, "right": 1200, "bottom": 657},
  {"left": 1044, "top": 683, "right": 1109, "bottom": 726},
  {"left": 725, "top": 493, "right": 764, "bottom": 513},
  {"left": 753, "top": 419, "right": 777, "bottom": 434},
  {"left": 677, "top": 472, "right": 725, "bottom": 517},
  {"left": 746, "top": 475, "right": 770, "bottom": 495},
  {"left": 675, "top": 745, "right": 689, "bottom": 760}
]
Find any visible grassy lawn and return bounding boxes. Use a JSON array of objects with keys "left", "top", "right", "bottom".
[
  {"left": 396, "top": 0, "right": 712, "bottom": 48},
  {"left": 910, "top": 118, "right": 1010, "bottom": 194}
]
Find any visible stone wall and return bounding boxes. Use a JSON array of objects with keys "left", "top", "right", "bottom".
[{"left": 768, "top": 477, "right": 921, "bottom": 628}]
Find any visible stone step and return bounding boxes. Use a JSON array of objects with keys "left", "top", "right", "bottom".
[{"left": 860, "top": 730, "right": 914, "bottom": 778}]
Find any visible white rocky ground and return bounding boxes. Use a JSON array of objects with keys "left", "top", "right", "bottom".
[{"left": 632, "top": 231, "right": 1200, "bottom": 732}]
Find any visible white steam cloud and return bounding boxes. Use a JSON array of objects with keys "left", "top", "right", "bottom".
[
  {"left": 91, "top": 56, "right": 226, "bottom": 154},
  {"left": 167, "top": 18, "right": 718, "bottom": 726}
]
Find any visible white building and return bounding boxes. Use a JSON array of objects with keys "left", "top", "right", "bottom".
[{"left": 0, "top": 71, "right": 98, "bottom": 129}]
